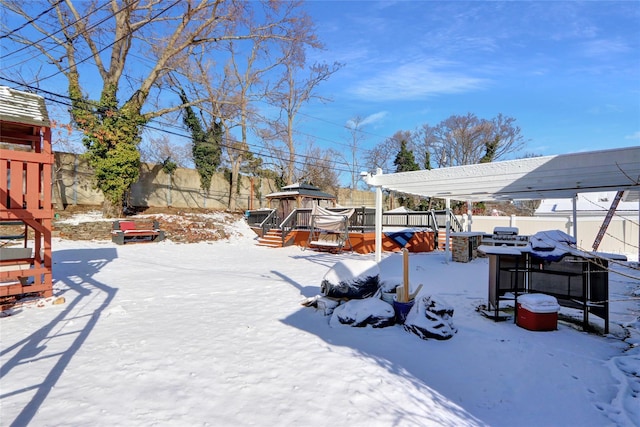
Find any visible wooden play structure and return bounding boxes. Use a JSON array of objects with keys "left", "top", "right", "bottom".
[{"left": 0, "top": 86, "right": 54, "bottom": 304}]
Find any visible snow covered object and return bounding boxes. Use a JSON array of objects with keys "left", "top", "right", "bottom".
[
  {"left": 330, "top": 297, "right": 395, "bottom": 328},
  {"left": 320, "top": 259, "right": 381, "bottom": 299},
  {"left": 300, "top": 295, "right": 341, "bottom": 315},
  {"left": 403, "top": 295, "right": 457, "bottom": 340}
]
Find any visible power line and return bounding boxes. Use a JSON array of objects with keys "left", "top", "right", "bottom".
[
  {"left": 26, "top": 0, "right": 181, "bottom": 85},
  {"left": 253, "top": 98, "right": 391, "bottom": 154},
  {"left": 582, "top": 194, "right": 639, "bottom": 227},
  {"left": 0, "top": 0, "right": 385, "bottom": 173},
  {"left": 143, "top": 121, "right": 354, "bottom": 174},
  {"left": 0, "top": 76, "right": 355, "bottom": 175},
  {"left": 1, "top": 3, "right": 391, "bottom": 161},
  {"left": 1, "top": 1, "right": 114, "bottom": 61},
  {"left": 297, "top": 109, "right": 391, "bottom": 141},
  {"left": 0, "top": 0, "right": 65, "bottom": 40},
  {"left": 146, "top": 114, "right": 355, "bottom": 171}
]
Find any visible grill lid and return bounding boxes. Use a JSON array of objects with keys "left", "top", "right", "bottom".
[{"left": 493, "top": 226, "right": 519, "bottom": 236}]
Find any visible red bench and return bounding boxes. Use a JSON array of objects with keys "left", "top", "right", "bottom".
[{"left": 111, "top": 220, "right": 165, "bottom": 244}]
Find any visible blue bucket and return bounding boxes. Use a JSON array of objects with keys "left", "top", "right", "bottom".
[{"left": 393, "top": 299, "right": 415, "bottom": 324}]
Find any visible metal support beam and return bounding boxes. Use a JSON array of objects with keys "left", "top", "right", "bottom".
[
  {"left": 445, "top": 198, "right": 451, "bottom": 263},
  {"left": 374, "top": 168, "right": 383, "bottom": 263}
]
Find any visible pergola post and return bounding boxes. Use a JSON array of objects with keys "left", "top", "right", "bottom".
[
  {"left": 374, "top": 168, "right": 383, "bottom": 263},
  {"left": 572, "top": 194, "right": 578, "bottom": 240},
  {"left": 445, "top": 198, "right": 451, "bottom": 263}
]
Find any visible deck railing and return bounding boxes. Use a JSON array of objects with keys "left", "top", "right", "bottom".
[
  {"left": 279, "top": 209, "right": 307, "bottom": 246},
  {"left": 246, "top": 207, "right": 462, "bottom": 249},
  {"left": 432, "top": 209, "right": 464, "bottom": 232},
  {"left": 246, "top": 208, "right": 458, "bottom": 231},
  {"left": 245, "top": 209, "right": 280, "bottom": 236}
]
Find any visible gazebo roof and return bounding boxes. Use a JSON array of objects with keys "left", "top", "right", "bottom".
[{"left": 265, "top": 183, "right": 336, "bottom": 200}]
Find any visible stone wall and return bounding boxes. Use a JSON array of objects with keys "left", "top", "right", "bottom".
[
  {"left": 53, "top": 221, "right": 113, "bottom": 240},
  {"left": 53, "top": 152, "right": 378, "bottom": 211},
  {"left": 54, "top": 152, "right": 280, "bottom": 211}
]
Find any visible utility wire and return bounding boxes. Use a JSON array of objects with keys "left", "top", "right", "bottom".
[
  {"left": 0, "top": 76, "right": 356, "bottom": 174},
  {"left": 143, "top": 122, "right": 354, "bottom": 174},
  {"left": 1, "top": 1, "right": 114, "bottom": 60},
  {"left": 1, "top": 4, "right": 386, "bottom": 158},
  {"left": 26, "top": 0, "right": 181, "bottom": 85},
  {"left": 147, "top": 114, "right": 356, "bottom": 172},
  {"left": 583, "top": 195, "right": 639, "bottom": 227},
  {"left": 0, "top": 0, "right": 65, "bottom": 40}
]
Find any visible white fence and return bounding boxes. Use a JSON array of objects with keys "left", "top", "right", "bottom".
[{"left": 459, "top": 214, "right": 639, "bottom": 261}]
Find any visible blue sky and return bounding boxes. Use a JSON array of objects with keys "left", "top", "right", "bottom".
[
  {"left": 1, "top": 1, "right": 638, "bottom": 171},
  {"left": 298, "top": 0, "right": 640, "bottom": 158}
]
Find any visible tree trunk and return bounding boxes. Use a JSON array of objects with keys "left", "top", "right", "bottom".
[
  {"left": 228, "top": 156, "right": 243, "bottom": 211},
  {"left": 102, "top": 198, "right": 122, "bottom": 218},
  {"left": 52, "top": 170, "right": 65, "bottom": 211}
]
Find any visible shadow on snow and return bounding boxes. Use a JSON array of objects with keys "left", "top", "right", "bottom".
[{"left": 1, "top": 248, "right": 119, "bottom": 427}]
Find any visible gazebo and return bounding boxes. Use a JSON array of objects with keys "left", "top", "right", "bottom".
[{"left": 265, "top": 183, "right": 337, "bottom": 222}]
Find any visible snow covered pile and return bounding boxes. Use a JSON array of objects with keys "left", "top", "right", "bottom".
[
  {"left": 310, "top": 259, "right": 457, "bottom": 338},
  {"left": 329, "top": 297, "right": 395, "bottom": 328},
  {"left": 404, "top": 295, "right": 457, "bottom": 340},
  {"left": 320, "top": 259, "right": 380, "bottom": 299}
]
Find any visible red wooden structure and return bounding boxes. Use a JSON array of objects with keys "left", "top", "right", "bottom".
[{"left": 0, "top": 86, "right": 54, "bottom": 304}]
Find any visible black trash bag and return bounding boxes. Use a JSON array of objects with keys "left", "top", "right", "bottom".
[
  {"left": 321, "top": 275, "right": 380, "bottom": 299},
  {"left": 329, "top": 298, "right": 395, "bottom": 328},
  {"left": 403, "top": 295, "right": 457, "bottom": 340}
]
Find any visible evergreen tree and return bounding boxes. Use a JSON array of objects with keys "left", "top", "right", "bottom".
[
  {"left": 424, "top": 151, "right": 432, "bottom": 170},
  {"left": 393, "top": 140, "right": 420, "bottom": 208},
  {"left": 393, "top": 140, "right": 420, "bottom": 172},
  {"left": 479, "top": 136, "right": 500, "bottom": 163}
]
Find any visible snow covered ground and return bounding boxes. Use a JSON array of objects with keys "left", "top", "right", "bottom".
[{"left": 2, "top": 217, "right": 639, "bottom": 427}]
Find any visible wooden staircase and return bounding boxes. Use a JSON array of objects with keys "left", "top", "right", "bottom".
[{"left": 257, "top": 229, "right": 284, "bottom": 248}]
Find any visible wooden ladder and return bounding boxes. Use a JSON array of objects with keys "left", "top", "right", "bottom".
[{"left": 592, "top": 190, "right": 625, "bottom": 251}]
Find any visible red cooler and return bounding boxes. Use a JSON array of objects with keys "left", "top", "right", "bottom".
[{"left": 517, "top": 294, "right": 560, "bottom": 331}]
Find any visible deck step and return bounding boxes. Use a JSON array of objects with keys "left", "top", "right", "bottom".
[{"left": 257, "top": 229, "right": 283, "bottom": 248}]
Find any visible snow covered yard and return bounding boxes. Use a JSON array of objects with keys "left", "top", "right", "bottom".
[{"left": 2, "top": 224, "right": 639, "bottom": 426}]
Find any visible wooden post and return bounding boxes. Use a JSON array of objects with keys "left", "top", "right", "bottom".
[{"left": 402, "top": 248, "right": 409, "bottom": 302}]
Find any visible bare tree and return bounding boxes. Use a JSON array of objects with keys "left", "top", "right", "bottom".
[
  {"left": 172, "top": 1, "right": 323, "bottom": 210},
  {"left": 262, "top": 23, "right": 343, "bottom": 185},
  {"left": 299, "top": 144, "right": 340, "bottom": 193},
  {"left": 139, "top": 135, "right": 191, "bottom": 168},
  {"left": 420, "top": 113, "right": 527, "bottom": 167},
  {"left": 0, "top": 0, "right": 274, "bottom": 216},
  {"left": 220, "top": 25, "right": 287, "bottom": 210},
  {"left": 343, "top": 116, "right": 366, "bottom": 191},
  {"left": 365, "top": 130, "right": 414, "bottom": 174}
]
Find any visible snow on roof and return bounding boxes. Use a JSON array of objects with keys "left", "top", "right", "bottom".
[
  {"left": 363, "top": 147, "right": 640, "bottom": 202},
  {"left": 535, "top": 191, "right": 639, "bottom": 216},
  {"left": 386, "top": 206, "right": 413, "bottom": 213},
  {"left": 265, "top": 182, "right": 336, "bottom": 200},
  {"left": 0, "top": 86, "right": 50, "bottom": 127}
]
